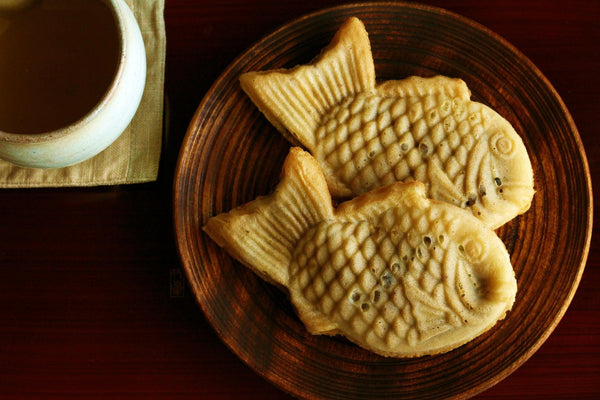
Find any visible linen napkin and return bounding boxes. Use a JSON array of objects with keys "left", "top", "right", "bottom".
[{"left": 0, "top": 0, "right": 166, "bottom": 188}]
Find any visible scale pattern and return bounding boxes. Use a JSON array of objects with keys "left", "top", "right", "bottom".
[
  {"left": 240, "top": 17, "right": 534, "bottom": 229},
  {"left": 289, "top": 203, "right": 489, "bottom": 352},
  {"left": 313, "top": 91, "right": 503, "bottom": 208},
  {"left": 204, "top": 147, "right": 517, "bottom": 357}
]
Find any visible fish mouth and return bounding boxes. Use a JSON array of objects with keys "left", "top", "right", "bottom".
[
  {"left": 454, "top": 235, "right": 517, "bottom": 310},
  {"left": 464, "top": 130, "right": 534, "bottom": 229},
  {"left": 470, "top": 254, "right": 518, "bottom": 306}
]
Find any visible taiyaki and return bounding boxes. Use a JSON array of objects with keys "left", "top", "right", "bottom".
[
  {"left": 204, "top": 147, "right": 517, "bottom": 357},
  {"left": 240, "top": 17, "right": 534, "bottom": 229}
]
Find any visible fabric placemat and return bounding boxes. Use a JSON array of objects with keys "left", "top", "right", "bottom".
[{"left": 0, "top": 0, "right": 165, "bottom": 188}]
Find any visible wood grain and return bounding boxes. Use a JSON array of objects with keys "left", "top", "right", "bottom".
[
  {"left": 0, "top": 1, "right": 597, "bottom": 399},
  {"left": 174, "top": 3, "right": 592, "bottom": 399}
]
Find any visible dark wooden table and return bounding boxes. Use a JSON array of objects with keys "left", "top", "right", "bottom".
[{"left": 1, "top": 0, "right": 598, "bottom": 398}]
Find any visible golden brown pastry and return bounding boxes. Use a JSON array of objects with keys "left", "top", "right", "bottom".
[
  {"left": 240, "top": 17, "right": 534, "bottom": 229},
  {"left": 204, "top": 147, "right": 516, "bottom": 357}
]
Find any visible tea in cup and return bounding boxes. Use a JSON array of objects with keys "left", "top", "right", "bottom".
[{"left": 0, "top": 0, "right": 146, "bottom": 168}]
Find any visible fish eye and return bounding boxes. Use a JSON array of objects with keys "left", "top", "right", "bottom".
[
  {"left": 489, "top": 131, "right": 515, "bottom": 157},
  {"left": 459, "top": 238, "right": 485, "bottom": 262}
]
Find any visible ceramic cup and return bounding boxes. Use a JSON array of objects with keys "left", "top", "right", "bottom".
[{"left": 0, "top": 0, "right": 146, "bottom": 169}]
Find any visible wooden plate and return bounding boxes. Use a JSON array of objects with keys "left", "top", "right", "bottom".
[{"left": 173, "top": 3, "right": 592, "bottom": 399}]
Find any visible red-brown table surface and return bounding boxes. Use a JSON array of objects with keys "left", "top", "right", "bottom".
[{"left": 1, "top": 0, "right": 598, "bottom": 398}]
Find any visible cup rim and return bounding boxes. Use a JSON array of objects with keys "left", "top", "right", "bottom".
[{"left": 0, "top": 0, "right": 126, "bottom": 144}]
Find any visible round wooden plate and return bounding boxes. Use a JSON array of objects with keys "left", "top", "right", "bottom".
[{"left": 174, "top": 3, "right": 592, "bottom": 399}]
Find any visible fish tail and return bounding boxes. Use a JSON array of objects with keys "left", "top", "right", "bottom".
[
  {"left": 203, "top": 147, "right": 334, "bottom": 288},
  {"left": 239, "top": 17, "right": 376, "bottom": 149}
]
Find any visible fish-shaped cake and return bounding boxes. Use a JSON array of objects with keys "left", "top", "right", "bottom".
[
  {"left": 240, "top": 17, "right": 534, "bottom": 229},
  {"left": 204, "top": 147, "right": 517, "bottom": 357}
]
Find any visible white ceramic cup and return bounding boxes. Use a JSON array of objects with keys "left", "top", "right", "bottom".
[{"left": 0, "top": 0, "right": 146, "bottom": 169}]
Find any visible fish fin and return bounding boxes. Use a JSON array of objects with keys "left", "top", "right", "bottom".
[
  {"left": 296, "top": 308, "right": 339, "bottom": 335},
  {"left": 335, "top": 181, "right": 427, "bottom": 222},
  {"left": 427, "top": 159, "right": 466, "bottom": 208},
  {"left": 240, "top": 17, "right": 376, "bottom": 149},
  {"left": 203, "top": 147, "right": 334, "bottom": 288},
  {"left": 377, "top": 76, "right": 471, "bottom": 100}
]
